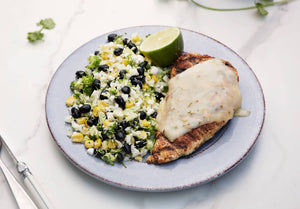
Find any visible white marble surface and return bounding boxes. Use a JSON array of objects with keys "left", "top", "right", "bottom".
[{"left": 1, "top": 0, "right": 300, "bottom": 208}]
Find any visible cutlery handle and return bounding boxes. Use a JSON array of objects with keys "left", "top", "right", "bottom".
[
  {"left": 0, "top": 160, "right": 38, "bottom": 209},
  {"left": 23, "top": 169, "right": 54, "bottom": 209}
]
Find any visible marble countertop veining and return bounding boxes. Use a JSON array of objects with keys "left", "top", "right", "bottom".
[{"left": 1, "top": 0, "right": 300, "bottom": 208}]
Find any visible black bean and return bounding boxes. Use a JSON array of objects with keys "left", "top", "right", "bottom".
[
  {"left": 136, "top": 75, "right": 145, "bottom": 83},
  {"left": 123, "top": 143, "right": 131, "bottom": 154},
  {"left": 71, "top": 107, "right": 81, "bottom": 118},
  {"left": 115, "top": 96, "right": 125, "bottom": 109},
  {"left": 79, "top": 104, "right": 91, "bottom": 113},
  {"left": 87, "top": 118, "right": 94, "bottom": 126},
  {"left": 139, "top": 111, "right": 146, "bottom": 120},
  {"left": 127, "top": 42, "right": 136, "bottom": 49},
  {"left": 114, "top": 48, "right": 123, "bottom": 56},
  {"left": 131, "top": 118, "right": 139, "bottom": 128},
  {"left": 116, "top": 153, "right": 124, "bottom": 162},
  {"left": 100, "top": 89, "right": 109, "bottom": 100},
  {"left": 132, "top": 79, "right": 143, "bottom": 89},
  {"left": 92, "top": 79, "right": 101, "bottom": 90},
  {"left": 154, "top": 92, "right": 165, "bottom": 101},
  {"left": 93, "top": 117, "right": 99, "bottom": 125},
  {"left": 135, "top": 140, "right": 147, "bottom": 148},
  {"left": 139, "top": 61, "right": 148, "bottom": 69},
  {"left": 132, "top": 46, "right": 138, "bottom": 54},
  {"left": 118, "top": 70, "right": 127, "bottom": 79},
  {"left": 98, "top": 64, "right": 109, "bottom": 71},
  {"left": 121, "top": 86, "right": 130, "bottom": 94},
  {"left": 123, "top": 38, "right": 130, "bottom": 45},
  {"left": 108, "top": 33, "right": 117, "bottom": 42},
  {"left": 101, "top": 130, "right": 109, "bottom": 140},
  {"left": 87, "top": 117, "right": 98, "bottom": 126},
  {"left": 107, "top": 80, "right": 112, "bottom": 87},
  {"left": 94, "top": 50, "right": 99, "bottom": 55},
  {"left": 94, "top": 149, "right": 105, "bottom": 158},
  {"left": 137, "top": 67, "right": 144, "bottom": 75},
  {"left": 115, "top": 131, "right": 125, "bottom": 141},
  {"left": 150, "top": 112, "right": 158, "bottom": 118},
  {"left": 120, "top": 121, "right": 129, "bottom": 130},
  {"left": 75, "top": 71, "right": 86, "bottom": 79}
]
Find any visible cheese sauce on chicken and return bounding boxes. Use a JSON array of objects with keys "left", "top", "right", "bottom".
[{"left": 157, "top": 58, "right": 242, "bottom": 141}]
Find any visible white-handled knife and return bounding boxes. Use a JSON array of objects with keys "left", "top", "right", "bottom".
[{"left": 0, "top": 134, "right": 54, "bottom": 209}]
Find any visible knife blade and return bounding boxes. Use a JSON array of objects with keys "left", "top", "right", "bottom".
[{"left": 0, "top": 133, "right": 54, "bottom": 209}]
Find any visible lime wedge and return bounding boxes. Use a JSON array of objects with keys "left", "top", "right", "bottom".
[{"left": 140, "top": 27, "right": 183, "bottom": 67}]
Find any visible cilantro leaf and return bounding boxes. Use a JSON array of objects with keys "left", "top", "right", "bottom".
[
  {"left": 27, "top": 18, "right": 55, "bottom": 43},
  {"left": 27, "top": 31, "right": 44, "bottom": 42},
  {"left": 37, "top": 18, "right": 56, "bottom": 30}
]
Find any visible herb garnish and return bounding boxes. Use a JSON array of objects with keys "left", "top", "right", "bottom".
[
  {"left": 27, "top": 18, "right": 56, "bottom": 43},
  {"left": 190, "top": 0, "right": 293, "bottom": 16}
]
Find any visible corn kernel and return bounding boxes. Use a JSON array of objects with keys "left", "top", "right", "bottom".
[
  {"left": 107, "top": 140, "right": 117, "bottom": 149},
  {"left": 139, "top": 131, "right": 147, "bottom": 139},
  {"left": 110, "top": 72, "right": 118, "bottom": 78},
  {"left": 131, "top": 137, "right": 135, "bottom": 144},
  {"left": 125, "top": 100, "right": 134, "bottom": 108},
  {"left": 103, "top": 119, "right": 111, "bottom": 127},
  {"left": 84, "top": 140, "right": 94, "bottom": 149},
  {"left": 72, "top": 132, "right": 83, "bottom": 143},
  {"left": 131, "top": 35, "right": 141, "bottom": 43},
  {"left": 98, "top": 101, "right": 108, "bottom": 107},
  {"left": 65, "top": 96, "right": 75, "bottom": 106},
  {"left": 93, "top": 106, "right": 101, "bottom": 117},
  {"left": 76, "top": 117, "right": 87, "bottom": 125},
  {"left": 98, "top": 101, "right": 108, "bottom": 112},
  {"left": 82, "top": 127, "right": 89, "bottom": 135},
  {"left": 122, "top": 59, "right": 128, "bottom": 66},
  {"left": 143, "top": 84, "right": 149, "bottom": 90},
  {"left": 102, "top": 140, "right": 108, "bottom": 150},
  {"left": 101, "top": 45, "right": 109, "bottom": 50},
  {"left": 101, "top": 55, "right": 109, "bottom": 60},
  {"left": 146, "top": 74, "right": 151, "bottom": 81},
  {"left": 106, "top": 61, "right": 113, "bottom": 67},
  {"left": 94, "top": 138, "right": 102, "bottom": 148},
  {"left": 141, "top": 120, "right": 150, "bottom": 127},
  {"left": 152, "top": 75, "right": 158, "bottom": 83},
  {"left": 135, "top": 155, "right": 143, "bottom": 162}
]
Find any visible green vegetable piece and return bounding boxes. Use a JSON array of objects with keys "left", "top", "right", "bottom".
[
  {"left": 82, "top": 75, "right": 95, "bottom": 86},
  {"left": 37, "top": 18, "right": 56, "bottom": 30},
  {"left": 87, "top": 56, "right": 101, "bottom": 70},
  {"left": 101, "top": 153, "right": 116, "bottom": 165},
  {"left": 70, "top": 81, "right": 76, "bottom": 90},
  {"left": 255, "top": 3, "right": 268, "bottom": 15},
  {"left": 73, "top": 92, "right": 81, "bottom": 99},
  {"left": 83, "top": 86, "right": 93, "bottom": 96},
  {"left": 27, "top": 32, "right": 44, "bottom": 42},
  {"left": 190, "top": 0, "right": 292, "bottom": 16},
  {"left": 27, "top": 18, "right": 55, "bottom": 43}
]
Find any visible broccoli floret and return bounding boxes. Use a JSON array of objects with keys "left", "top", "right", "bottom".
[
  {"left": 101, "top": 153, "right": 116, "bottom": 165},
  {"left": 87, "top": 56, "right": 101, "bottom": 70}
]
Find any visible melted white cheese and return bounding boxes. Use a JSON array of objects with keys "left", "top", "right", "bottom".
[{"left": 157, "top": 58, "right": 242, "bottom": 141}]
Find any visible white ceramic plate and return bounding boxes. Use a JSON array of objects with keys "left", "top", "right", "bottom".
[{"left": 46, "top": 26, "right": 265, "bottom": 191}]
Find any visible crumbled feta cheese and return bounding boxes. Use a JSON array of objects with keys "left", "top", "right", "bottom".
[
  {"left": 65, "top": 115, "right": 72, "bottom": 123},
  {"left": 87, "top": 148, "right": 94, "bottom": 156},
  {"left": 131, "top": 145, "right": 140, "bottom": 157},
  {"left": 71, "top": 121, "right": 83, "bottom": 132}
]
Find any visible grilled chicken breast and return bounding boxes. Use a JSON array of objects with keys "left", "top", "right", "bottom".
[{"left": 146, "top": 53, "right": 239, "bottom": 164}]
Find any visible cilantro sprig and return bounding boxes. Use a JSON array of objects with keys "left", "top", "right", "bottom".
[
  {"left": 27, "top": 18, "right": 56, "bottom": 43},
  {"left": 190, "top": 0, "right": 293, "bottom": 16}
]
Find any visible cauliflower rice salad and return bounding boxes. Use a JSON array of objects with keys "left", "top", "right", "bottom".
[{"left": 65, "top": 33, "right": 170, "bottom": 166}]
